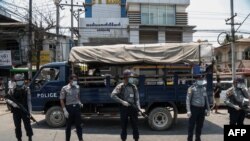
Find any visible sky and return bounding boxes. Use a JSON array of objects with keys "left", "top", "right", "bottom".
[
  {"left": 2, "top": 0, "right": 250, "bottom": 46},
  {"left": 187, "top": 0, "right": 250, "bottom": 46}
]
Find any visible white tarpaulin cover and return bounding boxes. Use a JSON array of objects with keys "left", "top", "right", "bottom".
[{"left": 69, "top": 43, "right": 200, "bottom": 65}]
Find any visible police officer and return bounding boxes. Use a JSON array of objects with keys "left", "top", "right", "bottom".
[
  {"left": 225, "top": 78, "right": 249, "bottom": 125},
  {"left": 186, "top": 74, "right": 210, "bottom": 141},
  {"left": 111, "top": 69, "right": 141, "bottom": 141},
  {"left": 60, "top": 74, "right": 83, "bottom": 141},
  {"left": 5, "top": 74, "right": 33, "bottom": 141}
]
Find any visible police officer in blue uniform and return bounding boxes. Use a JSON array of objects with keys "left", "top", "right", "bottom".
[
  {"left": 5, "top": 74, "right": 33, "bottom": 141},
  {"left": 186, "top": 74, "right": 210, "bottom": 141},
  {"left": 60, "top": 74, "right": 83, "bottom": 141},
  {"left": 111, "top": 69, "right": 141, "bottom": 141},
  {"left": 225, "top": 78, "right": 249, "bottom": 125}
]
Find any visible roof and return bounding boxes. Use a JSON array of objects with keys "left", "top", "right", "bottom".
[
  {"left": 0, "top": 22, "right": 27, "bottom": 27},
  {"left": 41, "top": 61, "right": 68, "bottom": 68},
  {"left": 69, "top": 43, "right": 201, "bottom": 65},
  {"left": 236, "top": 38, "right": 250, "bottom": 43}
]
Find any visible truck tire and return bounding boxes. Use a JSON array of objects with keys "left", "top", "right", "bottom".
[
  {"left": 148, "top": 107, "right": 173, "bottom": 130},
  {"left": 45, "top": 106, "right": 66, "bottom": 128}
]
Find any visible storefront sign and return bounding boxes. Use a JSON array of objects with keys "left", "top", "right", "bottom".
[
  {"left": 86, "top": 22, "right": 121, "bottom": 27},
  {"left": 0, "top": 50, "right": 12, "bottom": 66},
  {"left": 106, "top": 0, "right": 121, "bottom": 4}
]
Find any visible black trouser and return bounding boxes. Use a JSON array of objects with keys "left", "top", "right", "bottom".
[
  {"left": 229, "top": 108, "right": 245, "bottom": 125},
  {"left": 65, "top": 104, "right": 83, "bottom": 141},
  {"left": 12, "top": 108, "right": 33, "bottom": 140},
  {"left": 120, "top": 106, "right": 139, "bottom": 141},
  {"left": 187, "top": 105, "right": 206, "bottom": 141}
]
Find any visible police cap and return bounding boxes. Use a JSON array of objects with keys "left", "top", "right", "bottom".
[
  {"left": 14, "top": 74, "right": 24, "bottom": 81},
  {"left": 123, "top": 69, "right": 133, "bottom": 77}
]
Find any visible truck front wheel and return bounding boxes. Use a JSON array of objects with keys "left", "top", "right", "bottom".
[
  {"left": 45, "top": 106, "right": 66, "bottom": 128},
  {"left": 148, "top": 107, "right": 173, "bottom": 130}
]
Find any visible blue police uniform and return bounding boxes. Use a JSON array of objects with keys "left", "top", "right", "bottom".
[
  {"left": 225, "top": 86, "right": 249, "bottom": 125},
  {"left": 6, "top": 86, "right": 33, "bottom": 141},
  {"left": 60, "top": 84, "right": 83, "bottom": 141},
  {"left": 111, "top": 82, "right": 140, "bottom": 141},
  {"left": 186, "top": 82, "right": 210, "bottom": 141}
]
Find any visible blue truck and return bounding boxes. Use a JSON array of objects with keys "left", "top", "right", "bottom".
[{"left": 29, "top": 43, "right": 213, "bottom": 130}]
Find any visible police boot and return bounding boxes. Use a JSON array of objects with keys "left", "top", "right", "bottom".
[{"left": 28, "top": 136, "right": 32, "bottom": 141}]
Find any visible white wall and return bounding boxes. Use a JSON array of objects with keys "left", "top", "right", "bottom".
[
  {"left": 127, "top": 4, "right": 140, "bottom": 11},
  {"left": 129, "top": 25, "right": 139, "bottom": 44},
  {"left": 92, "top": 1, "right": 121, "bottom": 18},
  {"left": 176, "top": 5, "right": 187, "bottom": 12},
  {"left": 182, "top": 32, "right": 193, "bottom": 42},
  {"left": 158, "top": 31, "right": 165, "bottom": 43}
]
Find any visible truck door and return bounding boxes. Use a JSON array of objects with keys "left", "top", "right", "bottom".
[{"left": 30, "top": 67, "right": 65, "bottom": 111}]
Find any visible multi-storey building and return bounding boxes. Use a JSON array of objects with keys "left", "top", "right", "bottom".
[
  {"left": 80, "top": 0, "right": 129, "bottom": 45},
  {"left": 126, "top": 0, "right": 194, "bottom": 44},
  {"left": 80, "top": 0, "right": 194, "bottom": 45}
]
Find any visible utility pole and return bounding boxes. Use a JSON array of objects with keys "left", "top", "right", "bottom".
[
  {"left": 78, "top": 9, "right": 81, "bottom": 46},
  {"left": 230, "top": 0, "right": 236, "bottom": 80},
  {"left": 28, "top": 0, "right": 32, "bottom": 79},
  {"left": 75, "top": 9, "right": 84, "bottom": 46},
  {"left": 53, "top": 1, "right": 85, "bottom": 48},
  {"left": 54, "top": 0, "right": 60, "bottom": 61},
  {"left": 71, "top": 0, "right": 74, "bottom": 47}
]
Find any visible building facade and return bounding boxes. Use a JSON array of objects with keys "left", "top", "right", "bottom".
[
  {"left": 214, "top": 38, "right": 250, "bottom": 83},
  {"left": 80, "top": 0, "right": 129, "bottom": 45},
  {"left": 0, "top": 9, "right": 71, "bottom": 68},
  {"left": 126, "top": 0, "right": 195, "bottom": 44},
  {"left": 80, "top": 0, "right": 194, "bottom": 45}
]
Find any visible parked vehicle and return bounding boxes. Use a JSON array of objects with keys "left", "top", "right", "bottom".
[{"left": 29, "top": 43, "right": 213, "bottom": 130}]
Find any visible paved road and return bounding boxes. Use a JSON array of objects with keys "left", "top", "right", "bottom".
[{"left": 0, "top": 105, "right": 249, "bottom": 141}]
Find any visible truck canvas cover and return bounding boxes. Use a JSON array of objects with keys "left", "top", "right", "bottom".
[{"left": 69, "top": 43, "right": 200, "bottom": 65}]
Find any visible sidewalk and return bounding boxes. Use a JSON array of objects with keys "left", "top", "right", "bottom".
[
  {"left": 0, "top": 102, "right": 10, "bottom": 116},
  {"left": 0, "top": 100, "right": 6, "bottom": 104}
]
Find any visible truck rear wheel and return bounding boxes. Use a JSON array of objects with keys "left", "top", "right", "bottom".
[
  {"left": 148, "top": 107, "right": 173, "bottom": 130},
  {"left": 45, "top": 106, "right": 66, "bottom": 128}
]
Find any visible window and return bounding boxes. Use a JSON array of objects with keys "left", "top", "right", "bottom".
[
  {"left": 33, "top": 67, "right": 60, "bottom": 89},
  {"left": 158, "top": 6, "right": 166, "bottom": 25},
  {"left": 216, "top": 52, "right": 222, "bottom": 62},
  {"left": 165, "top": 31, "right": 182, "bottom": 42},
  {"left": 141, "top": 5, "right": 149, "bottom": 24},
  {"left": 36, "top": 67, "right": 60, "bottom": 82},
  {"left": 243, "top": 47, "right": 250, "bottom": 60},
  {"left": 141, "top": 5, "right": 175, "bottom": 25},
  {"left": 149, "top": 5, "right": 158, "bottom": 25},
  {"left": 166, "top": 5, "right": 175, "bottom": 25}
]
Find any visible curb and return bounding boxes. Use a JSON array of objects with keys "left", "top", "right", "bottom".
[{"left": 0, "top": 100, "right": 6, "bottom": 105}]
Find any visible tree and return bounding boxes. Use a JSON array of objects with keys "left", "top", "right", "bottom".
[
  {"left": 32, "top": 10, "right": 56, "bottom": 70},
  {"left": 0, "top": 0, "right": 59, "bottom": 71}
]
